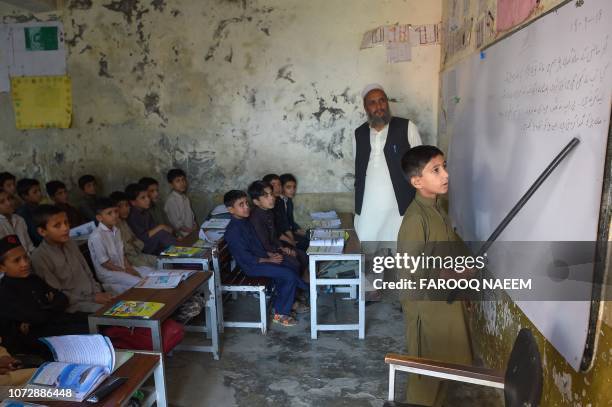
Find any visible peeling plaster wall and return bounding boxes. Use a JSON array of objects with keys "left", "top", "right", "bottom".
[
  {"left": 0, "top": 0, "right": 442, "bottom": 219},
  {"left": 440, "top": 1, "right": 612, "bottom": 406}
]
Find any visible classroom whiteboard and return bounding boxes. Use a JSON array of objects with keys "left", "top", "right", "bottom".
[{"left": 444, "top": 0, "right": 611, "bottom": 370}]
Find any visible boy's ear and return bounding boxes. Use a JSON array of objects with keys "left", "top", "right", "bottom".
[
  {"left": 37, "top": 226, "right": 48, "bottom": 237},
  {"left": 95, "top": 213, "right": 103, "bottom": 222},
  {"left": 227, "top": 206, "right": 236, "bottom": 215},
  {"left": 410, "top": 175, "right": 422, "bottom": 190}
]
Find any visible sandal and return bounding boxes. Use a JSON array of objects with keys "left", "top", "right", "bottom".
[{"left": 273, "top": 313, "right": 297, "bottom": 327}]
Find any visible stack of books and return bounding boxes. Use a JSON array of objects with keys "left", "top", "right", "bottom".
[
  {"left": 310, "top": 210, "right": 342, "bottom": 229},
  {"left": 199, "top": 217, "right": 231, "bottom": 243},
  {"left": 307, "top": 228, "right": 349, "bottom": 255}
]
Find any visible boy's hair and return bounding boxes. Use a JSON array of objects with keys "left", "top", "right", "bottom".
[
  {"left": 32, "top": 204, "right": 64, "bottom": 229},
  {"left": 0, "top": 235, "right": 22, "bottom": 265},
  {"left": 78, "top": 174, "right": 96, "bottom": 190},
  {"left": 279, "top": 173, "right": 297, "bottom": 186},
  {"left": 16, "top": 178, "right": 40, "bottom": 198},
  {"left": 0, "top": 172, "right": 16, "bottom": 186},
  {"left": 138, "top": 177, "right": 159, "bottom": 188},
  {"left": 224, "top": 190, "right": 247, "bottom": 207},
  {"left": 125, "top": 183, "right": 147, "bottom": 201},
  {"left": 166, "top": 169, "right": 186, "bottom": 183},
  {"left": 247, "top": 181, "right": 271, "bottom": 201},
  {"left": 45, "top": 180, "right": 66, "bottom": 197},
  {"left": 401, "top": 145, "right": 445, "bottom": 180},
  {"left": 93, "top": 197, "right": 116, "bottom": 214},
  {"left": 109, "top": 191, "right": 129, "bottom": 205},
  {"left": 262, "top": 173, "right": 280, "bottom": 184}
]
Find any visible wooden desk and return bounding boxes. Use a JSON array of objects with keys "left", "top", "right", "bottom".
[
  {"left": 18, "top": 352, "right": 167, "bottom": 407},
  {"left": 88, "top": 272, "right": 219, "bottom": 359},
  {"left": 309, "top": 214, "right": 365, "bottom": 340}
]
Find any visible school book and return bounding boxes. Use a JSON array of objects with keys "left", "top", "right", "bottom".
[
  {"left": 159, "top": 245, "right": 205, "bottom": 258},
  {"left": 69, "top": 221, "right": 96, "bottom": 240},
  {"left": 199, "top": 228, "right": 225, "bottom": 243},
  {"left": 201, "top": 218, "right": 231, "bottom": 229},
  {"left": 135, "top": 270, "right": 196, "bottom": 289},
  {"left": 310, "top": 210, "right": 339, "bottom": 220},
  {"left": 210, "top": 204, "right": 230, "bottom": 215},
  {"left": 26, "top": 335, "right": 121, "bottom": 402},
  {"left": 311, "top": 219, "right": 342, "bottom": 229},
  {"left": 310, "top": 229, "right": 348, "bottom": 240},
  {"left": 103, "top": 300, "right": 165, "bottom": 319},
  {"left": 307, "top": 245, "right": 344, "bottom": 255}
]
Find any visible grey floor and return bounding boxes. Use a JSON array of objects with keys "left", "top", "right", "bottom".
[{"left": 164, "top": 292, "right": 503, "bottom": 407}]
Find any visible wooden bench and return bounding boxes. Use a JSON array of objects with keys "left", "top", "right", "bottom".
[{"left": 214, "top": 238, "right": 270, "bottom": 334}]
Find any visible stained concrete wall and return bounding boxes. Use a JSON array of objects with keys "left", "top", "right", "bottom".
[
  {"left": 439, "top": 1, "right": 612, "bottom": 405},
  {"left": 0, "top": 0, "right": 442, "bottom": 223}
]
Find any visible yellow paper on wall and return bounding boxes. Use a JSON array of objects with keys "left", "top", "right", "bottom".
[{"left": 10, "top": 75, "right": 72, "bottom": 129}]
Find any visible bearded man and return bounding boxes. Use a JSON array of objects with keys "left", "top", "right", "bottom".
[{"left": 354, "top": 84, "right": 423, "bottom": 242}]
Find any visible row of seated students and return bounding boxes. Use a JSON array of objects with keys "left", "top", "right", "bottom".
[
  {"left": 223, "top": 173, "right": 311, "bottom": 327},
  {"left": 0, "top": 169, "right": 198, "bottom": 252},
  {"left": 0, "top": 169, "right": 203, "bottom": 370}
]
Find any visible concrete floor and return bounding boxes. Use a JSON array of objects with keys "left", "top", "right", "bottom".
[{"left": 164, "top": 293, "right": 503, "bottom": 407}]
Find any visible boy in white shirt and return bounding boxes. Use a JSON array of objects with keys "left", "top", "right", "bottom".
[
  {"left": 87, "top": 197, "right": 153, "bottom": 295},
  {"left": 163, "top": 169, "right": 197, "bottom": 238}
]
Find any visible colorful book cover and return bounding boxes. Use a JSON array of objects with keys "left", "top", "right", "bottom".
[
  {"left": 160, "top": 245, "right": 205, "bottom": 257},
  {"left": 103, "top": 301, "right": 165, "bottom": 319}
]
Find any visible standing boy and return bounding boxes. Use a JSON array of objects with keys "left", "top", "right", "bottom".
[
  {"left": 30, "top": 205, "right": 113, "bottom": 313},
  {"left": 46, "top": 180, "right": 84, "bottom": 228},
  {"left": 223, "top": 190, "right": 308, "bottom": 327},
  {"left": 163, "top": 169, "right": 197, "bottom": 238},
  {"left": 88, "top": 198, "right": 153, "bottom": 294},
  {"left": 0, "top": 188, "right": 34, "bottom": 254},
  {"left": 126, "top": 183, "right": 176, "bottom": 255},
  {"left": 15, "top": 179, "right": 43, "bottom": 246},
  {"left": 77, "top": 174, "right": 98, "bottom": 222},
  {"left": 396, "top": 146, "right": 472, "bottom": 406}
]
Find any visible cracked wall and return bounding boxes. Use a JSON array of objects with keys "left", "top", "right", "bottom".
[{"left": 0, "top": 0, "right": 442, "bottom": 218}]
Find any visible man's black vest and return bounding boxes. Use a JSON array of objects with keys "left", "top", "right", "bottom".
[{"left": 354, "top": 117, "right": 415, "bottom": 215}]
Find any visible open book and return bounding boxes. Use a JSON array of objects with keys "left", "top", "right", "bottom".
[
  {"left": 135, "top": 270, "right": 196, "bottom": 289},
  {"left": 27, "top": 335, "right": 118, "bottom": 402}
]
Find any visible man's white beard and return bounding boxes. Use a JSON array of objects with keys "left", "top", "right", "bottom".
[{"left": 367, "top": 108, "right": 392, "bottom": 128}]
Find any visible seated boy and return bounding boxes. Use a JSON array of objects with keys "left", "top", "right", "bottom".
[
  {"left": 262, "top": 174, "right": 296, "bottom": 247},
  {"left": 0, "top": 187, "right": 34, "bottom": 254},
  {"left": 110, "top": 191, "right": 157, "bottom": 268},
  {"left": 224, "top": 190, "right": 308, "bottom": 327},
  {"left": 247, "top": 181, "right": 309, "bottom": 283},
  {"left": 88, "top": 198, "right": 154, "bottom": 295},
  {"left": 0, "top": 235, "right": 89, "bottom": 356},
  {"left": 280, "top": 173, "right": 309, "bottom": 250},
  {"left": 77, "top": 174, "right": 98, "bottom": 222},
  {"left": 46, "top": 180, "right": 84, "bottom": 228},
  {"left": 30, "top": 205, "right": 113, "bottom": 313},
  {"left": 126, "top": 183, "right": 176, "bottom": 255},
  {"left": 0, "top": 172, "right": 22, "bottom": 207},
  {"left": 15, "top": 178, "right": 43, "bottom": 246},
  {"left": 139, "top": 177, "right": 171, "bottom": 228},
  {"left": 397, "top": 146, "right": 472, "bottom": 406},
  {"left": 163, "top": 169, "right": 197, "bottom": 238}
]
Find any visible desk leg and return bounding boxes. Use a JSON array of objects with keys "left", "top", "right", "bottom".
[
  {"left": 310, "top": 257, "right": 318, "bottom": 340},
  {"left": 153, "top": 354, "right": 168, "bottom": 407},
  {"left": 358, "top": 255, "right": 365, "bottom": 339},
  {"left": 208, "top": 277, "right": 220, "bottom": 360},
  {"left": 151, "top": 321, "right": 163, "bottom": 352},
  {"left": 88, "top": 318, "right": 100, "bottom": 335},
  {"left": 388, "top": 365, "right": 396, "bottom": 401}
]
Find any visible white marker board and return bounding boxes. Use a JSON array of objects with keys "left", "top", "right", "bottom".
[{"left": 444, "top": 0, "right": 611, "bottom": 370}]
